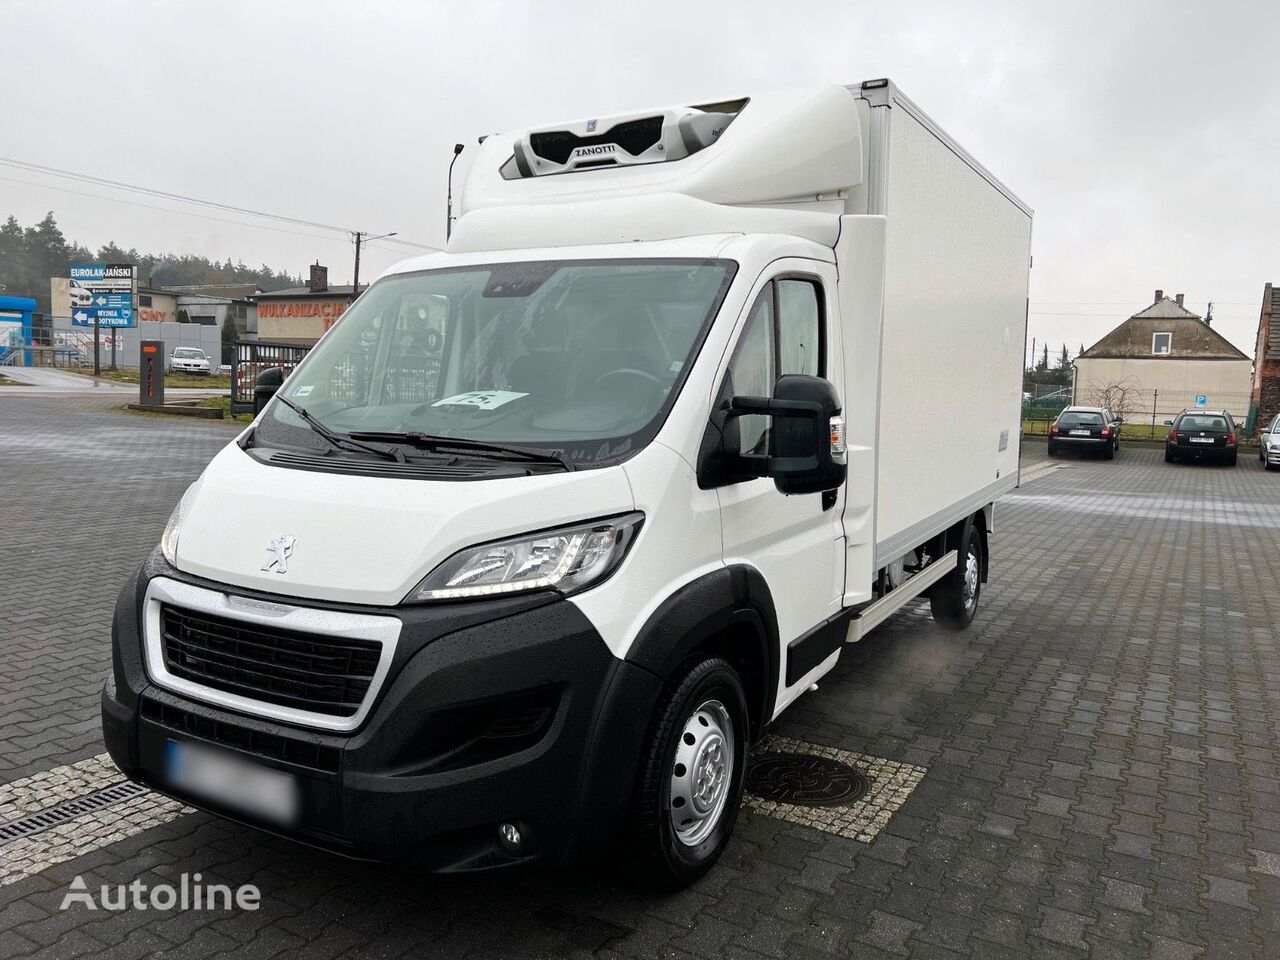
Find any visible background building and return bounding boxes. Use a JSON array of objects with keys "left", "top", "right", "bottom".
[
  {"left": 252, "top": 264, "right": 360, "bottom": 344},
  {"left": 1073, "top": 289, "right": 1253, "bottom": 420},
  {"left": 1251, "top": 283, "right": 1280, "bottom": 431}
]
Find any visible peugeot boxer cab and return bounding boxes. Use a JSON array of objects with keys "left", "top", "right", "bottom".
[{"left": 104, "top": 82, "right": 1032, "bottom": 886}]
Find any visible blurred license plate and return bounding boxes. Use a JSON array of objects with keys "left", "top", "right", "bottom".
[
  {"left": 1189, "top": 437, "right": 1214, "bottom": 444},
  {"left": 165, "top": 740, "right": 298, "bottom": 826},
  {"left": 1069, "top": 430, "right": 1091, "bottom": 436}
]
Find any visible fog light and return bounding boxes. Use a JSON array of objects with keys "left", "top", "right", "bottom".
[{"left": 498, "top": 822, "right": 522, "bottom": 852}]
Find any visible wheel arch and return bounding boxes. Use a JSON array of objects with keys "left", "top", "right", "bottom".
[
  {"left": 624, "top": 565, "right": 780, "bottom": 742},
  {"left": 940, "top": 509, "right": 989, "bottom": 583}
]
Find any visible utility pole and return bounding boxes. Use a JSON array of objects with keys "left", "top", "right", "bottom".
[{"left": 350, "top": 230, "right": 397, "bottom": 302}]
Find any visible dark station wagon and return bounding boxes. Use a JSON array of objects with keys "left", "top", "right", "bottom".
[
  {"left": 1048, "top": 406, "right": 1121, "bottom": 459},
  {"left": 1164, "top": 410, "right": 1239, "bottom": 466}
]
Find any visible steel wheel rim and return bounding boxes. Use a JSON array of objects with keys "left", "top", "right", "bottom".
[
  {"left": 963, "top": 547, "right": 980, "bottom": 612},
  {"left": 670, "top": 699, "right": 734, "bottom": 847}
]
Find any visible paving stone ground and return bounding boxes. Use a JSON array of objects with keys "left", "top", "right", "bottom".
[{"left": 2, "top": 395, "right": 1279, "bottom": 959}]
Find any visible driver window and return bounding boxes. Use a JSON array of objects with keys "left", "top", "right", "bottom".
[
  {"left": 777, "top": 279, "right": 822, "bottom": 377},
  {"left": 728, "top": 289, "right": 775, "bottom": 456}
]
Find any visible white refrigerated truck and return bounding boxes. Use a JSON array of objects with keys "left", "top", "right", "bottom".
[{"left": 104, "top": 80, "right": 1031, "bottom": 886}]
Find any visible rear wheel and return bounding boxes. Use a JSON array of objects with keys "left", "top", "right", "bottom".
[
  {"left": 619, "top": 657, "right": 748, "bottom": 889},
  {"left": 1047, "top": 442, "right": 1058, "bottom": 457},
  {"left": 1165, "top": 448, "right": 1176, "bottom": 463},
  {"left": 930, "top": 525, "right": 982, "bottom": 631},
  {"left": 1226, "top": 451, "right": 1238, "bottom": 467},
  {"left": 1103, "top": 442, "right": 1115, "bottom": 460}
]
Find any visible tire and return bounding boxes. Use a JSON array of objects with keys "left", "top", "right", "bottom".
[
  {"left": 1103, "top": 443, "right": 1115, "bottom": 460},
  {"left": 618, "top": 657, "right": 748, "bottom": 889},
  {"left": 930, "top": 524, "right": 982, "bottom": 631},
  {"left": 1165, "top": 449, "right": 1176, "bottom": 464},
  {"left": 1226, "top": 451, "right": 1238, "bottom": 467},
  {"left": 1047, "top": 443, "right": 1057, "bottom": 457}
]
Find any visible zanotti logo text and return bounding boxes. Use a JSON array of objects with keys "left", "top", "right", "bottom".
[{"left": 571, "top": 144, "right": 617, "bottom": 158}]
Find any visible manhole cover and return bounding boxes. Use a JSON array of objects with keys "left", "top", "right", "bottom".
[{"left": 745, "top": 752, "right": 869, "bottom": 806}]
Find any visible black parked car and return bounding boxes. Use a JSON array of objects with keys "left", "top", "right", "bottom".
[
  {"left": 1048, "top": 406, "right": 1121, "bottom": 459},
  {"left": 1164, "top": 410, "right": 1238, "bottom": 465}
]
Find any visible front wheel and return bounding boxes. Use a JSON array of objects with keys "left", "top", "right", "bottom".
[
  {"left": 619, "top": 658, "right": 748, "bottom": 889},
  {"left": 930, "top": 525, "right": 982, "bottom": 630}
]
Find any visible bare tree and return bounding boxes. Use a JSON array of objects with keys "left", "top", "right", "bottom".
[{"left": 1084, "top": 376, "right": 1142, "bottom": 420}]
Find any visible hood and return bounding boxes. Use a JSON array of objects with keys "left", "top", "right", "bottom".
[{"left": 173, "top": 444, "right": 635, "bottom": 607}]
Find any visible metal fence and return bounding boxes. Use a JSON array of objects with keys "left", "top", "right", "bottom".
[
  {"left": 1023, "top": 389, "right": 1258, "bottom": 440},
  {"left": 230, "top": 340, "right": 312, "bottom": 414}
]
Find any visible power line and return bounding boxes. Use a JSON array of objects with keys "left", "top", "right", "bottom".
[
  {"left": 0, "top": 173, "right": 359, "bottom": 247},
  {"left": 0, "top": 156, "right": 439, "bottom": 252}
]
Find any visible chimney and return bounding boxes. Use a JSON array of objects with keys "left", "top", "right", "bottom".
[
  {"left": 308, "top": 262, "right": 328, "bottom": 293},
  {"left": 1154, "top": 289, "right": 1164, "bottom": 303},
  {"left": 1175, "top": 293, "right": 1184, "bottom": 307}
]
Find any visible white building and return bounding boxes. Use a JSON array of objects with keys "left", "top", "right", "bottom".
[{"left": 1073, "top": 290, "right": 1253, "bottom": 419}]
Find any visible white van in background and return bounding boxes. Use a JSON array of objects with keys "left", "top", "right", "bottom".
[{"left": 104, "top": 81, "right": 1032, "bottom": 886}]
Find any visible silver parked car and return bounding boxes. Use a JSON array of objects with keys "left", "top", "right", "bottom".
[
  {"left": 1260, "top": 414, "right": 1280, "bottom": 471},
  {"left": 168, "top": 347, "right": 212, "bottom": 375}
]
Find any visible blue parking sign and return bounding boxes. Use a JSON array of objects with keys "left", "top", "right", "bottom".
[{"left": 1194, "top": 394, "right": 1208, "bottom": 408}]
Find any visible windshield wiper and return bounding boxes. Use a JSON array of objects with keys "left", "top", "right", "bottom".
[
  {"left": 273, "top": 395, "right": 404, "bottom": 463},
  {"left": 346, "top": 430, "right": 573, "bottom": 471}
]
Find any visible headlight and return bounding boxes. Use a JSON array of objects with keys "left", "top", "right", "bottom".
[
  {"left": 160, "top": 479, "right": 203, "bottom": 565},
  {"left": 409, "top": 512, "right": 644, "bottom": 602}
]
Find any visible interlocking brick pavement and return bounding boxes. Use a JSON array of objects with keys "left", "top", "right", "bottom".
[{"left": 2, "top": 396, "right": 1279, "bottom": 958}]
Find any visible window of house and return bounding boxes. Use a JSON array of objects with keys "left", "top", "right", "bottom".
[
  {"left": 1152, "top": 332, "right": 1172, "bottom": 355},
  {"left": 139, "top": 294, "right": 152, "bottom": 307}
]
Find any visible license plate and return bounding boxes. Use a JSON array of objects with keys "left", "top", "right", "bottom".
[
  {"left": 1069, "top": 430, "right": 1092, "bottom": 436},
  {"left": 1189, "top": 437, "right": 1214, "bottom": 444},
  {"left": 165, "top": 740, "right": 299, "bottom": 826}
]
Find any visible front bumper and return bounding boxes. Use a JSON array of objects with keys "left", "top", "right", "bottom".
[{"left": 103, "top": 552, "right": 661, "bottom": 870}]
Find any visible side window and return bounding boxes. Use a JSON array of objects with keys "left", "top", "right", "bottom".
[
  {"left": 777, "top": 279, "right": 822, "bottom": 377},
  {"left": 728, "top": 290, "right": 774, "bottom": 456}
]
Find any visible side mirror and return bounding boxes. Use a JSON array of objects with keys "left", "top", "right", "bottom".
[
  {"left": 1115, "top": 416, "right": 1124, "bottom": 424},
  {"left": 724, "top": 375, "right": 847, "bottom": 495},
  {"left": 253, "top": 366, "right": 285, "bottom": 415},
  {"left": 1163, "top": 419, "right": 1174, "bottom": 426}
]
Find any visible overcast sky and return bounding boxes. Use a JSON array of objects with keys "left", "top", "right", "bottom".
[{"left": 2, "top": 0, "right": 1277, "bottom": 356}]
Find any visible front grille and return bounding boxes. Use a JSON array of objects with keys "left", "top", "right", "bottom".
[
  {"left": 141, "top": 697, "right": 341, "bottom": 773},
  {"left": 160, "top": 605, "right": 382, "bottom": 718}
]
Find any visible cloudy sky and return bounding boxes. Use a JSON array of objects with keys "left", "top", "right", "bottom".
[{"left": 2, "top": 0, "right": 1277, "bottom": 356}]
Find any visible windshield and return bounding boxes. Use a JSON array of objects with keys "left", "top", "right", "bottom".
[
  {"left": 174, "top": 348, "right": 203, "bottom": 359},
  {"left": 1058, "top": 411, "right": 1103, "bottom": 426},
  {"left": 254, "top": 258, "right": 736, "bottom": 466}
]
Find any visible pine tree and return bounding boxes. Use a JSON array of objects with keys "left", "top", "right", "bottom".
[{"left": 0, "top": 216, "right": 29, "bottom": 295}]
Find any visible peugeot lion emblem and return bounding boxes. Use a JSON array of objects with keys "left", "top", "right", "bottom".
[{"left": 261, "top": 535, "right": 297, "bottom": 574}]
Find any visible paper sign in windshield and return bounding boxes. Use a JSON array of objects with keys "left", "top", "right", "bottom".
[{"left": 432, "top": 390, "right": 529, "bottom": 411}]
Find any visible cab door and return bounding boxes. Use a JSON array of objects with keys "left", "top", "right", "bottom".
[{"left": 713, "top": 262, "right": 846, "bottom": 716}]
